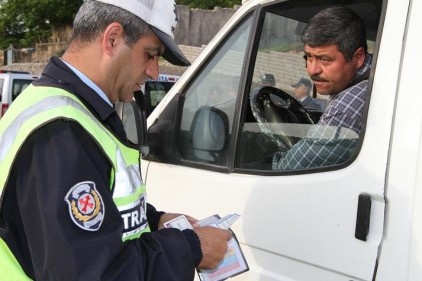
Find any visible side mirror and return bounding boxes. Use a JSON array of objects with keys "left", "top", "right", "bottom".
[
  {"left": 191, "top": 106, "right": 227, "bottom": 150},
  {"left": 146, "top": 97, "right": 229, "bottom": 165},
  {"left": 189, "top": 105, "right": 229, "bottom": 163}
]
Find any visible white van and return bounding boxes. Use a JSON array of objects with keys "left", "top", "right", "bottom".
[
  {"left": 0, "top": 71, "right": 38, "bottom": 118},
  {"left": 129, "top": 0, "right": 422, "bottom": 280}
]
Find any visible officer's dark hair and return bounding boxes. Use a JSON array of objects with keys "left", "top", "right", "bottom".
[
  {"left": 70, "top": 0, "right": 151, "bottom": 48},
  {"left": 301, "top": 6, "right": 367, "bottom": 61}
]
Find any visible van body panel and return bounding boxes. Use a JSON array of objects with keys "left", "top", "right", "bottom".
[
  {"left": 376, "top": 0, "right": 422, "bottom": 279},
  {"left": 141, "top": 0, "right": 421, "bottom": 280}
]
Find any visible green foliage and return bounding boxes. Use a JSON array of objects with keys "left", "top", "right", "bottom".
[
  {"left": 0, "top": 0, "right": 83, "bottom": 49},
  {"left": 176, "top": 0, "right": 242, "bottom": 9}
]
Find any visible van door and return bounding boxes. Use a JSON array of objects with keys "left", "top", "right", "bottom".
[{"left": 143, "top": 0, "right": 398, "bottom": 280}]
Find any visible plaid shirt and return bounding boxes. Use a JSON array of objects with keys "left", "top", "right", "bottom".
[{"left": 273, "top": 54, "right": 372, "bottom": 170}]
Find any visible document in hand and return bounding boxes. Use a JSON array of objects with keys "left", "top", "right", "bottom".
[{"left": 163, "top": 213, "right": 249, "bottom": 281}]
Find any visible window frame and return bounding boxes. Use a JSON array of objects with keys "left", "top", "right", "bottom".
[{"left": 166, "top": 0, "right": 382, "bottom": 176}]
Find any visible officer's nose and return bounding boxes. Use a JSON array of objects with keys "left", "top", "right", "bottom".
[{"left": 145, "top": 57, "right": 160, "bottom": 81}]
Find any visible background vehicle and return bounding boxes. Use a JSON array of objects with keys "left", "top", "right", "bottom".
[
  {"left": 140, "top": 74, "right": 180, "bottom": 117},
  {"left": 0, "top": 70, "right": 38, "bottom": 118},
  {"left": 123, "top": 0, "right": 422, "bottom": 280}
]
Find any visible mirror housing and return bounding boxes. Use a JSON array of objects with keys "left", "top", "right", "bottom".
[
  {"left": 188, "top": 105, "right": 229, "bottom": 163},
  {"left": 146, "top": 96, "right": 230, "bottom": 165}
]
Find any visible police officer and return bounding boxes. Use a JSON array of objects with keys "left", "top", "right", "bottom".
[
  {"left": 260, "top": 73, "right": 276, "bottom": 87},
  {"left": 0, "top": 1, "right": 231, "bottom": 280}
]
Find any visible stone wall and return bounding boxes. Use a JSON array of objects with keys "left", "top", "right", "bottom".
[
  {"left": 175, "top": 5, "right": 238, "bottom": 47},
  {"left": 0, "top": 45, "right": 206, "bottom": 76},
  {"left": 0, "top": 45, "right": 308, "bottom": 92}
]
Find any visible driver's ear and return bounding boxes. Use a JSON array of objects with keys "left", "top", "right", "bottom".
[{"left": 353, "top": 47, "right": 365, "bottom": 69}]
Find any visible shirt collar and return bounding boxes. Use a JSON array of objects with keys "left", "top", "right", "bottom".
[
  {"left": 61, "top": 59, "right": 113, "bottom": 107},
  {"left": 38, "top": 57, "right": 117, "bottom": 126},
  {"left": 355, "top": 53, "right": 372, "bottom": 77},
  {"left": 330, "top": 53, "right": 372, "bottom": 101}
]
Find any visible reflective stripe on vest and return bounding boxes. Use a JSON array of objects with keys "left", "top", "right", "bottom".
[{"left": 0, "top": 85, "right": 149, "bottom": 280}]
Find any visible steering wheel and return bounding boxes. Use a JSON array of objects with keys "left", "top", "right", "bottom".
[{"left": 250, "top": 86, "right": 314, "bottom": 150}]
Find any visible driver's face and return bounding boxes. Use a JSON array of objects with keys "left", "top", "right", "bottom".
[{"left": 304, "top": 44, "right": 364, "bottom": 96}]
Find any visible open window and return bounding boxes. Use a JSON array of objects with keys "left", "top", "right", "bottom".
[{"left": 236, "top": 1, "right": 379, "bottom": 172}]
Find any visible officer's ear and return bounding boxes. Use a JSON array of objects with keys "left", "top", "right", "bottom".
[{"left": 102, "top": 22, "right": 124, "bottom": 56}]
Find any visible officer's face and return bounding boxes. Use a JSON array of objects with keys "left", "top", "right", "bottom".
[{"left": 112, "top": 32, "right": 163, "bottom": 103}]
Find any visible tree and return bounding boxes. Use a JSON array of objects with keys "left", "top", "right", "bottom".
[
  {"left": 0, "top": 0, "right": 83, "bottom": 49},
  {"left": 176, "top": 0, "right": 242, "bottom": 9}
]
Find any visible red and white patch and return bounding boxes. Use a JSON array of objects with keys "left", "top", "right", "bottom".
[{"left": 64, "top": 181, "right": 105, "bottom": 231}]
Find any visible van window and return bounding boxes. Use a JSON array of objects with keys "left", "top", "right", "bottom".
[
  {"left": 177, "top": 14, "right": 253, "bottom": 166},
  {"left": 236, "top": 4, "right": 377, "bottom": 172},
  {"left": 175, "top": 0, "right": 379, "bottom": 173},
  {"left": 12, "top": 79, "right": 32, "bottom": 101}
]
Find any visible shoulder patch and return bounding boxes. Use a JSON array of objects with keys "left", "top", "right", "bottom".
[{"left": 64, "top": 181, "right": 105, "bottom": 231}]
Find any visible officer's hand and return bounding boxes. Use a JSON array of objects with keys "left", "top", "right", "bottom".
[{"left": 195, "top": 226, "right": 232, "bottom": 269}]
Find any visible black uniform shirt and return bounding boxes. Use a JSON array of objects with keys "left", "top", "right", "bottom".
[{"left": 0, "top": 57, "right": 201, "bottom": 281}]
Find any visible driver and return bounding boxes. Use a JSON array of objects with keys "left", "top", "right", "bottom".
[{"left": 272, "top": 6, "right": 372, "bottom": 170}]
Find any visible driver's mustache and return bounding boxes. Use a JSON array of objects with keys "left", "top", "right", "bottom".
[{"left": 310, "top": 75, "right": 328, "bottom": 82}]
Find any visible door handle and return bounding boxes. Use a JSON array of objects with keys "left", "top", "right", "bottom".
[{"left": 355, "top": 193, "right": 371, "bottom": 241}]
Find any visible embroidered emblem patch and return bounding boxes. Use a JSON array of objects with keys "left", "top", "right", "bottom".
[{"left": 64, "top": 181, "right": 105, "bottom": 231}]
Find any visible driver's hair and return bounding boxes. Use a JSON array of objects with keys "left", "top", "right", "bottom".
[
  {"left": 69, "top": 0, "right": 151, "bottom": 48},
  {"left": 301, "top": 6, "right": 367, "bottom": 61}
]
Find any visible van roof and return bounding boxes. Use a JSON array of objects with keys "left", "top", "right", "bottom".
[{"left": 270, "top": 0, "right": 381, "bottom": 41}]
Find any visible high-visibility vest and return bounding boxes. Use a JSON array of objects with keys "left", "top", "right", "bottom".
[{"left": 0, "top": 85, "right": 150, "bottom": 280}]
